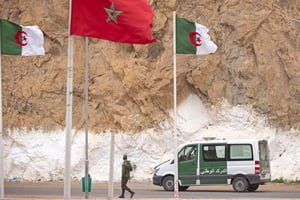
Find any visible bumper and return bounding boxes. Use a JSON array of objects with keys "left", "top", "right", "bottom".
[
  {"left": 259, "top": 178, "right": 271, "bottom": 184},
  {"left": 152, "top": 175, "right": 164, "bottom": 186},
  {"left": 248, "top": 175, "right": 271, "bottom": 185}
]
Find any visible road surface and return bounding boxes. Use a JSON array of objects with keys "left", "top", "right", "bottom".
[{"left": 3, "top": 181, "right": 300, "bottom": 199}]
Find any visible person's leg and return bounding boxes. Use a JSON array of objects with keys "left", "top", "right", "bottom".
[
  {"left": 124, "top": 178, "right": 135, "bottom": 198},
  {"left": 119, "top": 178, "right": 126, "bottom": 198},
  {"left": 118, "top": 188, "right": 125, "bottom": 198}
]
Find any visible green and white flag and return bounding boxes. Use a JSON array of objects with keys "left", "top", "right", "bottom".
[
  {"left": 176, "top": 17, "right": 217, "bottom": 55},
  {"left": 0, "top": 19, "right": 45, "bottom": 56}
]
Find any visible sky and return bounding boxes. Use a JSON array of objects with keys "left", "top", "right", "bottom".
[{"left": 3, "top": 94, "right": 300, "bottom": 182}]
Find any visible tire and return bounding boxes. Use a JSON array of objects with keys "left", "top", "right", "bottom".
[
  {"left": 162, "top": 176, "right": 174, "bottom": 191},
  {"left": 232, "top": 177, "right": 249, "bottom": 192},
  {"left": 179, "top": 186, "right": 189, "bottom": 191},
  {"left": 248, "top": 184, "right": 259, "bottom": 192}
]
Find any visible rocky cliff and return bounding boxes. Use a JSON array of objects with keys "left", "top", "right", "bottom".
[{"left": 1, "top": 0, "right": 299, "bottom": 133}]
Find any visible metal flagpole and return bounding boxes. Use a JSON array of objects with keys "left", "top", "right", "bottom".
[
  {"left": 64, "top": 0, "right": 74, "bottom": 199},
  {"left": 84, "top": 36, "right": 89, "bottom": 199},
  {"left": 172, "top": 11, "right": 179, "bottom": 198},
  {"left": 0, "top": 26, "right": 4, "bottom": 199},
  {"left": 108, "top": 132, "right": 115, "bottom": 199}
]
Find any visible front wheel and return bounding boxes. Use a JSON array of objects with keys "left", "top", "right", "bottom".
[
  {"left": 162, "top": 176, "right": 174, "bottom": 191},
  {"left": 232, "top": 177, "right": 249, "bottom": 192}
]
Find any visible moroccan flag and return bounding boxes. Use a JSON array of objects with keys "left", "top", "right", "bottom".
[
  {"left": 70, "top": 0, "right": 156, "bottom": 44},
  {"left": 176, "top": 17, "right": 217, "bottom": 55},
  {"left": 0, "top": 19, "right": 45, "bottom": 56}
]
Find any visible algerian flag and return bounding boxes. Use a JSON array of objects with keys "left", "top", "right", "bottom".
[
  {"left": 176, "top": 17, "right": 217, "bottom": 55},
  {"left": 0, "top": 19, "right": 45, "bottom": 56}
]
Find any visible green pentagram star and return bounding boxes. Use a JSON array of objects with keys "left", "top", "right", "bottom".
[{"left": 104, "top": 3, "right": 123, "bottom": 24}]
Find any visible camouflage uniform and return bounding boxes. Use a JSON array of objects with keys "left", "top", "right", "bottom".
[{"left": 119, "top": 155, "right": 135, "bottom": 198}]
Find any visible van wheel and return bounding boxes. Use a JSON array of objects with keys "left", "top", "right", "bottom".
[
  {"left": 232, "top": 177, "right": 249, "bottom": 192},
  {"left": 248, "top": 184, "right": 259, "bottom": 192},
  {"left": 162, "top": 176, "right": 174, "bottom": 191}
]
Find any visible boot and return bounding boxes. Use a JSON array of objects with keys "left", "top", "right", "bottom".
[
  {"left": 130, "top": 191, "right": 135, "bottom": 198},
  {"left": 119, "top": 189, "right": 125, "bottom": 198},
  {"left": 127, "top": 188, "right": 135, "bottom": 199}
]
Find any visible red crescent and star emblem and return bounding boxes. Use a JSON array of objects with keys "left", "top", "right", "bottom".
[
  {"left": 189, "top": 32, "right": 202, "bottom": 46},
  {"left": 14, "top": 31, "right": 28, "bottom": 46}
]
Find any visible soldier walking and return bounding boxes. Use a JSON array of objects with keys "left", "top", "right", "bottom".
[{"left": 119, "top": 154, "right": 135, "bottom": 198}]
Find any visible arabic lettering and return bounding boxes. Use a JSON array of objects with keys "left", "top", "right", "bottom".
[{"left": 200, "top": 168, "right": 227, "bottom": 175}]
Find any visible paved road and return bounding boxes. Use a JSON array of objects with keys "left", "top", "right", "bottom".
[{"left": 3, "top": 181, "right": 300, "bottom": 199}]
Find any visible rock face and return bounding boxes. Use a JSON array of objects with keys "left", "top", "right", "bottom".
[{"left": 0, "top": 0, "right": 299, "bottom": 133}]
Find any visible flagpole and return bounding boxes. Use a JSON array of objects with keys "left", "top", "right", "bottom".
[
  {"left": 84, "top": 36, "right": 89, "bottom": 199},
  {"left": 64, "top": 0, "right": 74, "bottom": 199},
  {"left": 108, "top": 132, "right": 115, "bottom": 199},
  {"left": 173, "top": 11, "right": 179, "bottom": 198},
  {"left": 64, "top": 31, "right": 74, "bottom": 200},
  {"left": 0, "top": 26, "right": 5, "bottom": 199}
]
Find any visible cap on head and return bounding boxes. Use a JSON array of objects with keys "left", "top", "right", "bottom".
[{"left": 123, "top": 154, "right": 127, "bottom": 160}]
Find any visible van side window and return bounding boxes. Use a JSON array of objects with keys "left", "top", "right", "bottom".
[
  {"left": 229, "top": 144, "right": 253, "bottom": 160},
  {"left": 203, "top": 144, "right": 226, "bottom": 161},
  {"left": 178, "top": 145, "right": 197, "bottom": 162}
]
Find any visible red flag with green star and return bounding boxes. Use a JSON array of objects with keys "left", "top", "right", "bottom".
[{"left": 70, "top": 0, "right": 156, "bottom": 44}]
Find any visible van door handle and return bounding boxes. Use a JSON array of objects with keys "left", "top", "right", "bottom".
[{"left": 191, "top": 163, "right": 196, "bottom": 166}]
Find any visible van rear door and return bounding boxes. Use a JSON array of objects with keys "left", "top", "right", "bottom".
[{"left": 258, "top": 140, "right": 271, "bottom": 181}]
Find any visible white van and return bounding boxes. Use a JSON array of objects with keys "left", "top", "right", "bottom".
[{"left": 153, "top": 139, "right": 271, "bottom": 192}]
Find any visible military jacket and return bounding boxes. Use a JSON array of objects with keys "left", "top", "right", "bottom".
[{"left": 122, "top": 160, "right": 133, "bottom": 178}]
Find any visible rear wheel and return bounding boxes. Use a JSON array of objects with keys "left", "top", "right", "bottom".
[
  {"left": 248, "top": 184, "right": 259, "bottom": 192},
  {"left": 232, "top": 177, "right": 249, "bottom": 192},
  {"left": 162, "top": 176, "right": 174, "bottom": 191}
]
